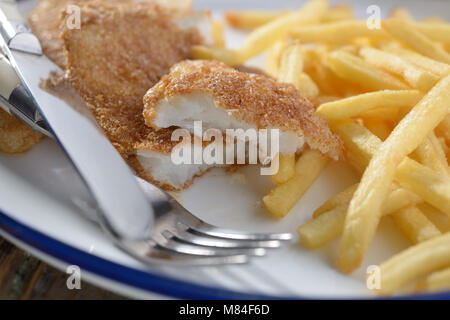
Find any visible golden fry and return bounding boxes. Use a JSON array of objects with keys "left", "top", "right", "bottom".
[
  {"left": 436, "top": 115, "right": 450, "bottom": 142},
  {"left": 413, "top": 22, "right": 450, "bottom": 44},
  {"left": 279, "top": 44, "right": 319, "bottom": 100},
  {"left": 290, "top": 21, "right": 386, "bottom": 44},
  {"left": 382, "top": 19, "right": 450, "bottom": 64},
  {"left": 224, "top": 10, "right": 288, "bottom": 29},
  {"left": 395, "top": 158, "right": 450, "bottom": 216},
  {"left": 412, "top": 132, "right": 450, "bottom": 176},
  {"left": 271, "top": 153, "right": 296, "bottom": 185},
  {"left": 374, "top": 232, "right": 450, "bottom": 295},
  {"left": 338, "top": 75, "right": 450, "bottom": 273},
  {"left": 211, "top": 20, "right": 225, "bottom": 48},
  {"left": 360, "top": 47, "right": 440, "bottom": 91},
  {"left": 334, "top": 121, "right": 450, "bottom": 216},
  {"left": 384, "top": 46, "right": 450, "bottom": 78},
  {"left": 298, "top": 205, "right": 347, "bottom": 249},
  {"left": 194, "top": 0, "right": 328, "bottom": 66},
  {"left": 327, "top": 50, "right": 409, "bottom": 91},
  {"left": 317, "top": 90, "right": 422, "bottom": 121},
  {"left": 363, "top": 119, "right": 391, "bottom": 141},
  {"left": 265, "top": 40, "right": 287, "bottom": 77},
  {"left": 263, "top": 149, "right": 328, "bottom": 218},
  {"left": 313, "top": 183, "right": 358, "bottom": 217},
  {"left": 299, "top": 187, "right": 422, "bottom": 249},
  {"left": 391, "top": 206, "right": 441, "bottom": 244},
  {"left": 416, "top": 267, "right": 450, "bottom": 293},
  {"left": 389, "top": 8, "right": 414, "bottom": 21}
]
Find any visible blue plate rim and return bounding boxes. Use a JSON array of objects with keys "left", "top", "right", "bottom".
[{"left": 0, "top": 208, "right": 449, "bottom": 300}]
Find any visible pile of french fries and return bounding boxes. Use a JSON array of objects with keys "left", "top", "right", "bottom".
[{"left": 194, "top": 0, "right": 450, "bottom": 296}]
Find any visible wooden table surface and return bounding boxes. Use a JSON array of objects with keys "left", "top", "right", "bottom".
[{"left": 0, "top": 237, "right": 125, "bottom": 300}]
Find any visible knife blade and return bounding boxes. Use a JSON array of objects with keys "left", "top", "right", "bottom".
[{"left": 0, "top": 0, "right": 154, "bottom": 240}]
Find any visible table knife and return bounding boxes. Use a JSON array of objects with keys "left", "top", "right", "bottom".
[{"left": 0, "top": 0, "right": 154, "bottom": 240}]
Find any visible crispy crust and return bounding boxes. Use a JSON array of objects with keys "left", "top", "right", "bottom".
[
  {"left": 62, "top": 0, "right": 203, "bottom": 157},
  {"left": 0, "top": 109, "right": 43, "bottom": 154},
  {"left": 28, "top": 0, "right": 75, "bottom": 68},
  {"left": 143, "top": 60, "right": 343, "bottom": 159},
  {"left": 28, "top": 0, "right": 132, "bottom": 69}
]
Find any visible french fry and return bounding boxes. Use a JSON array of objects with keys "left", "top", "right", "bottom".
[
  {"left": 391, "top": 206, "right": 441, "bottom": 244},
  {"left": 279, "top": 44, "right": 319, "bottom": 100},
  {"left": 312, "top": 95, "right": 341, "bottom": 107},
  {"left": 299, "top": 187, "right": 422, "bottom": 249},
  {"left": 363, "top": 119, "right": 391, "bottom": 141},
  {"left": 436, "top": 115, "right": 450, "bottom": 142},
  {"left": 211, "top": 20, "right": 225, "bottom": 48},
  {"left": 290, "top": 21, "right": 387, "bottom": 44},
  {"left": 327, "top": 51, "right": 409, "bottom": 91},
  {"left": 193, "top": 0, "right": 328, "bottom": 66},
  {"left": 412, "top": 132, "right": 450, "bottom": 176},
  {"left": 418, "top": 203, "right": 450, "bottom": 233},
  {"left": 271, "top": 153, "right": 296, "bottom": 185},
  {"left": 395, "top": 159, "right": 450, "bottom": 215},
  {"left": 333, "top": 121, "right": 381, "bottom": 172},
  {"left": 390, "top": 8, "right": 414, "bottom": 21},
  {"left": 263, "top": 149, "right": 329, "bottom": 218},
  {"left": 416, "top": 267, "right": 450, "bottom": 293},
  {"left": 384, "top": 46, "right": 450, "bottom": 78},
  {"left": 223, "top": 5, "right": 353, "bottom": 30},
  {"left": 373, "top": 232, "right": 450, "bottom": 295},
  {"left": 382, "top": 19, "right": 450, "bottom": 64},
  {"left": 338, "top": 75, "right": 450, "bottom": 273},
  {"left": 224, "top": 10, "right": 289, "bottom": 30},
  {"left": 298, "top": 205, "right": 347, "bottom": 249},
  {"left": 334, "top": 121, "right": 450, "bottom": 216},
  {"left": 421, "top": 17, "right": 446, "bottom": 24},
  {"left": 413, "top": 22, "right": 450, "bottom": 44},
  {"left": 321, "top": 5, "right": 353, "bottom": 23},
  {"left": 313, "top": 183, "right": 358, "bottom": 217},
  {"left": 316, "top": 90, "right": 422, "bottom": 121},
  {"left": 359, "top": 47, "right": 440, "bottom": 91},
  {"left": 265, "top": 40, "right": 287, "bottom": 76},
  {"left": 360, "top": 107, "right": 403, "bottom": 122},
  {"left": 437, "top": 136, "right": 449, "bottom": 155}
]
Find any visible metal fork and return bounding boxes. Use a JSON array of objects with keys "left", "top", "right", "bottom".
[
  {"left": 0, "top": 31, "right": 292, "bottom": 265},
  {"left": 120, "top": 177, "right": 292, "bottom": 265}
]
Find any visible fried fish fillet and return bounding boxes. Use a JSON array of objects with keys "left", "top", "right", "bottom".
[
  {"left": 62, "top": 0, "right": 215, "bottom": 190},
  {"left": 143, "top": 60, "right": 343, "bottom": 160},
  {"left": 0, "top": 109, "right": 42, "bottom": 154},
  {"left": 28, "top": 0, "right": 212, "bottom": 69}
]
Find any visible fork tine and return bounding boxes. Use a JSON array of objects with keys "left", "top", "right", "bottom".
[
  {"left": 172, "top": 226, "right": 282, "bottom": 248},
  {"left": 186, "top": 222, "right": 293, "bottom": 241},
  {"left": 118, "top": 239, "right": 250, "bottom": 265},
  {"left": 160, "top": 230, "right": 267, "bottom": 257},
  {"left": 170, "top": 221, "right": 281, "bottom": 248}
]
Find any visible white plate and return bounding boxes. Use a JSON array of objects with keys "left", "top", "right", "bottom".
[{"left": 0, "top": 0, "right": 449, "bottom": 299}]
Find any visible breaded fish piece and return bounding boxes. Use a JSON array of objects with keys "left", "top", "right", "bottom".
[
  {"left": 62, "top": 0, "right": 214, "bottom": 190},
  {"left": 143, "top": 60, "right": 343, "bottom": 160},
  {"left": 29, "top": 0, "right": 212, "bottom": 69},
  {"left": 0, "top": 109, "right": 42, "bottom": 154}
]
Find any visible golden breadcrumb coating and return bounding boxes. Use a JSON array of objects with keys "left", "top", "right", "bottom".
[
  {"left": 28, "top": 0, "right": 132, "bottom": 69},
  {"left": 62, "top": 0, "right": 203, "bottom": 157},
  {"left": 0, "top": 109, "right": 43, "bottom": 154},
  {"left": 143, "top": 60, "right": 343, "bottom": 159},
  {"left": 60, "top": 0, "right": 208, "bottom": 190}
]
